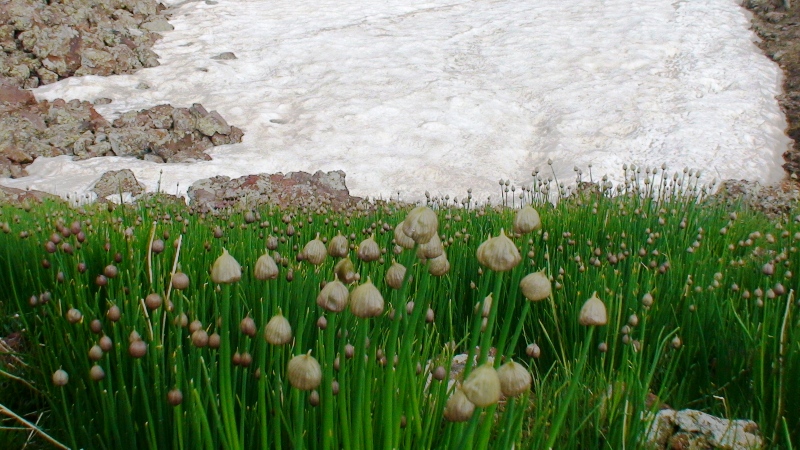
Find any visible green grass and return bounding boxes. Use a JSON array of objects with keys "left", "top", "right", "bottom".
[{"left": 0, "top": 166, "right": 798, "bottom": 449}]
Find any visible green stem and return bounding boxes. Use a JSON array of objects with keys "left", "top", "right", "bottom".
[
  {"left": 258, "top": 296, "right": 269, "bottom": 450},
  {"left": 136, "top": 361, "right": 159, "bottom": 450},
  {"left": 293, "top": 388, "right": 305, "bottom": 450},
  {"left": 219, "top": 283, "right": 241, "bottom": 450},
  {"left": 544, "top": 326, "right": 596, "bottom": 449},
  {"left": 59, "top": 387, "right": 78, "bottom": 450},
  {"left": 352, "top": 320, "right": 370, "bottom": 450},
  {"left": 322, "top": 313, "right": 336, "bottom": 450}
]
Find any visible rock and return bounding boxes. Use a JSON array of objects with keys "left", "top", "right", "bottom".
[
  {"left": 92, "top": 169, "right": 145, "bottom": 198},
  {"left": 0, "top": 83, "right": 35, "bottom": 106},
  {"left": 140, "top": 19, "right": 174, "bottom": 33},
  {"left": 0, "top": 0, "right": 169, "bottom": 88},
  {"left": 187, "top": 170, "right": 361, "bottom": 210},
  {"left": 0, "top": 144, "right": 33, "bottom": 164},
  {"left": 211, "top": 52, "right": 237, "bottom": 60},
  {"left": 108, "top": 127, "right": 152, "bottom": 157},
  {"left": 211, "top": 125, "right": 244, "bottom": 145},
  {"left": 172, "top": 108, "right": 196, "bottom": 132},
  {"left": 710, "top": 179, "right": 800, "bottom": 218},
  {"left": 645, "top": 409, "right": 762, "bottom": 449},
  {"left": 0, "top": 93, "right": 242, "bottom": 179},
  {"left": 0, "top": 185, "right": 59, "bottom": 204},
  {"left": 195, "top": 110, "right": 231, "bottom": 136}
]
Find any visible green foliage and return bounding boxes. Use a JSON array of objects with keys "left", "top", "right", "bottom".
[{"left": 0, "top": 169, "right": 797, "bottom": 449}]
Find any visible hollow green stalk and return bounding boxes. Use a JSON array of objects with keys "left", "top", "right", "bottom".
[
  {"left": 219, "top": 283, "right": 241, "bottom": 450},
  {"left": 545, "top": 326, "right": 596, "bottom": 449}
]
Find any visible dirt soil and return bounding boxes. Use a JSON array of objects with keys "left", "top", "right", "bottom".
[{"left": 745, "top": 0, "right": 800, "bottom": 177}]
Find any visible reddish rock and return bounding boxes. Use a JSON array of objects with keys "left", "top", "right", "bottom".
[{"left": 187, "top": 170, "right": 361, "bottom": 210}]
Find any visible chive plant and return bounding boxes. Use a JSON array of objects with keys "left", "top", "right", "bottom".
[{"left": 0, "top": 165, "right": 797, "bottom": 448}]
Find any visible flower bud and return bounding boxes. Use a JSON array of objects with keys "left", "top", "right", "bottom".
[
  {"left": 427, "top": 252, "right": 450, "bottom": 276},
  {"left": 393, "top": 222, "right": 415, "bottom": 249},
  {"left": 265, "top": 313, "right": 293, "bottom": 345},
  {"left": 402, "top": 206, "right": 438, "bottom": 245},
  {"left": 349, "top": 278, "right": 385, "bottom": 318},
  {"left": 317, "top": 280, "right": 349, "bottom": 312},
  {"left": 357, "top": 235, "right": 381, "bottom": 262},
  {"left": 526, "top": 343, "right": 541, "bottom": 358},
  {"left": 66, "top": 308, "right": 82, "bottom": 324},
  {"left": 210, "top": 248, "right": 241, "bottom": 284},
  {"left": 418, "top": 234, "right": 444, "bottom": 260},
  {"left": 303, "top": 234, "right": 327, "bottom": 265},
  {"left": 167, "top": 389, "right": 183, "bottom": 406},
  {"left": 327, "top": 233, "right": 349, "bottom": 258},
  {"left": 520, "top": 271, "right": 551, "bottom": 301},
  {"left": 476, "top": 229, "right": 521, "bottom": 272},
  {"left": 129, "top": 340, "right": 148, "bottom": 358},
  {"left": 462, "top": 363, "right": 501, "bottom": 407},
  {"left": 266, "top": 235, "right": 279, "bottom": 250},
  {"left": 287, "top": 351, "right": 322, "bottom": 390},
  {"left": 192, "top": 329, "right": 209, "bottom": 348},
  {"left": 240, "top": 317, "right": 257, "bottom": 337},
  {"left": 89, "top": 365, "right": 105, "bottom": 382},
  {"left": 475, "top": 294, "right": 493, "bottom": 318},
  {"left": 52, "top": 369, "right": 69, "bottom": 386},
  {"left": 88, "top": 345, "right": 103, "bottom": 361},
  {"left": 254, "top": 253, "right": 279, "bottom": 280},
  {"left": 334, "top": 258, "right": 357, "bottom": 284},
  {"left": 171, "top": 271, "right": 190, "bottom": 290},
  {"left": 145, "top": 293, "right": 162, "bottom": 310},
  {"left": 385, "top": 261, "right": 407, "bottom": 290},
  {"left": 444, "top": 387, "right": 475, "bottom": 422},
  {"left": 208, "top": 333, "right": 221, "bottom": 349},
  {"left": 513, "top": 205, "right": 541, "bottom": 234},
  {"left": 497, "top": 361, "right": 532, "bottom": 397},
  {"left": 99, "top": 336, "right": 113, "bottom": 352},
  {"left": 578, "top": 292, "right": 607, "bottom": 326}
]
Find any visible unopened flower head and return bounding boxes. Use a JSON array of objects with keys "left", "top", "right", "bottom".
[
  {"left": 211, "top": 248, "right": 241, "bottom": 284},
  {"left": 476, "top": 229, "right": 521, "bottom": 272}
]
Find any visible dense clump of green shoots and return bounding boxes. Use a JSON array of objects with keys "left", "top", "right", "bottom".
[{"left": 0, "top": 165, "right": 797, "bottom": 448}]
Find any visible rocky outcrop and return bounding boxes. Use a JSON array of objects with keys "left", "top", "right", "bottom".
[
  {"left": 92, "top": 168, "right": 144, "bottom": 199},
  {"left": 0, "top": 0, "right": 170, "bottom": 88},
  {"left": 0, "top": 185, "right": 60, "bottom": 204},
  {"left": 645, "top": 409, "right": 762, "bottom": 449},
  {"left": 710, "top": 178, "right": 800, "bottom": 218},
  {"left": 187, "top": 170, "right": 362, "bottom": 210},
  {"left": 0, "top": 83, "right": 244, "bottom": 177}
]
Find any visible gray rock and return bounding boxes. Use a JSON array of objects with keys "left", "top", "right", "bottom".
[
  {"left": 141, "top": 19, "right": 174, "bottom": 33},
  {"left": 211, "top": 52, "right": 237, "bottom": 60},
  {"left": 171, "top": 108, "right": 196, "bottom": 133},
  {"left": 187, "top": 170, "right": 360, "bottom": 210},
  {"left": 196, "top": 110, "right": 231, "bottom": 136},
  {"left": 0, "top": 0, "right": 168, "bottom": 88},
  {"left": 108, "top": 127, "right": 151, "bottom": 157},
  {"left": 211, "top": 125, "right": 244, "bottom": 145},
  {"left": 645, "top": 409, "right": 762, "bottom": 449},
  {"left": 92, "top": 169, "right": 145, "bottom": 198}
]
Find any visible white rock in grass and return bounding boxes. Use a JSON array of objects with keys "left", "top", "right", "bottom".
[{"left": 645, "top": 409, "right": 762, "bottom": 449}]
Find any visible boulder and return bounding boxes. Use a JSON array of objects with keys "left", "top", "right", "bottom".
[
  {"left": 92, "top": 169, "right": 145, "bottom": 198},
  {"left": 645, "top": 409, "right": 762, "bottom": 449},
  {"left": 0, "top": 0, "right": 169, "bottom": 88},
  {"left": 0, "top": 96, "right": 243, "bottom": 176},
  {"left": 187, "top": 170, "right": 361, "bottom": 210}
]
